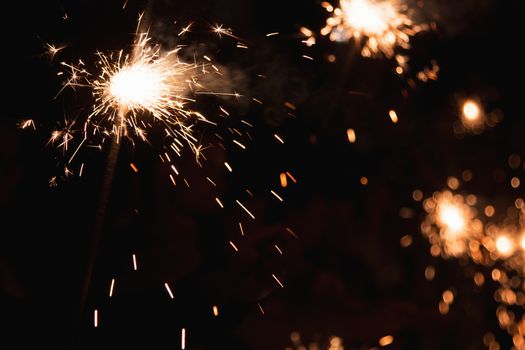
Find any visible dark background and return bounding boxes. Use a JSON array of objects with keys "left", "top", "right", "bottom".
[{"left": 1, "top": 0, "right": 523, "bottom": 349}]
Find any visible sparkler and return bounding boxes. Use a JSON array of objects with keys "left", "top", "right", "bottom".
[
  {"left": 316, "top": 0, "right": 428, "bottom": 58},
  {"left": 57, "top": 18, "right": 213, "bottom": 162},
  {"left": 52, "top": 16, "right": 246, "bottom": 343}
]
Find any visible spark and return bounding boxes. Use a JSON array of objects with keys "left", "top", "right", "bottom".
[
  {"left": 229, "top": 241, "right": 239, "bottom": 252},
  {"left": 109, "top": 278, "right": 115, "bottom": 297},
  {"left": 236, "top": 200, "right": 255, "bottom": 219},
  {"left": 286, "top": 227, "right": 298, "bottom": 239},
  {"left": 212, "top": 305, "right": 219, "bottom": 316},
  {"left": 302, "top": 55, "right": 314, "bottom": 60},
  {"left": 378, "top": 335, "right": 394, "bottom": 346},
  {"left": 318, "top": 0, "right": 427, "bottom": 58},
  {"left": 239, "top": 222, "right": 244, "bottom": 236},
  {"left": 272, "top": 273, "right": 284, "bottom": 288},
  {"left": 258, "top": 302, "right": 265, "bottom": 315},
  {"left": 224, "top": 162, "right": 233, "bottom": 172},
  {"left": 94, "top": 309, "right": 99, "bottom": 328},
  {"left": 274, "top": 244, "right": 283, "bottom": 255},
  {"left": 270, "top": 190, "right": 283, "bottom": 202},
  {"left": 280, "top": 173, "right": 288, "bottom": 188},
  {"left": 164, "top": 282, "right": 175, "bottom": 299},
  {"left": 233, "top": 139, "right": 246, "bottom": 149},
  {"left": 44, "top": 43, "right": 66, "bottom": 61},
  {"left": 181, "top": 328, "right": 186, "bottom": 350},
  {"left": 132, "top": 253, "right": 138, "bottom": 271},
  {"left": 286, "top": 171, "right": 297, "bottom": 183},
  {"left": 388, "top": 109, "right": 398, "bottom": 123},
  {"left": 274, "top": 134, "right": 285, "bottom": 144},
  {"left": 130, "top": 163, "right": 139, "bottom": 173},
  {"left": 284, "top": 101, "right": 296, "bottom": 110},
  {"left": 19, "top": 119, "right": 36, "bottom": 130},
  {"left": 215, "top": 197, "right": 224, "bottom": 208},
  {"left": 211, "top": 24, "right": 245, "bottom": 42},
  {"left": 266, "top": 32, "right": 279, "bottom": 37},
  {"left": 347, "top": 128, "right": 356, "bottom": 143},
  {"left": 178, "top": 23, "right": 193, "bottom": 37}
]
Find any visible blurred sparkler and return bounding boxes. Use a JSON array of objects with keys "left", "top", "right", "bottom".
[
  {"left": 419, "top": 171, "right": 525, "bottom": 348},
  {"left": 310, "top": 0, "right": 428, "bottom": 59}
]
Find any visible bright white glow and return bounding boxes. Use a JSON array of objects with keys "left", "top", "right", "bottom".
[
  {"left": 110, "top": 64, "right": 164, "bottom": 108},
  {"left": 439, "top": 204, "right": 465, "bottom": 233},
  {"left": 341, "top": 0, "right": 390, "bottom": 34}
]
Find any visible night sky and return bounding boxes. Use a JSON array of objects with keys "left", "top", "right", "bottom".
[{"left": 1, "top": 1, "right": 523, "bottom": 349}]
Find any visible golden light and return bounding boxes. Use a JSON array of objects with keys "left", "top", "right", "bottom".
[
  {"left": 496, "top": 235, "right": 514, "bottom": 256},
  {"left": 462, "top": 100, "right": 481, "bottom": 121},
  {"left": 520, "top": 235, "right": 525, "bottom": 250}
]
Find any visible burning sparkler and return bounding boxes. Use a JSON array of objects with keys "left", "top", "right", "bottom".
[
  {"left": 49, "top": 14, "right": 245, "bottom": 177},
  {"left": 317, "top": 0, "right": 428, "bottom": 58}
]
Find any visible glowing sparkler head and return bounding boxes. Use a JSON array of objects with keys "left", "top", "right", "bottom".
[
  {"left": 320, "top": 0, "right": 427, "bottom": 58},
  {"left": 109, "top": 63, "right": 165, "bottom": 109},
  {"left": 340, "top": 0, "right": 390, "bottom": 35}
]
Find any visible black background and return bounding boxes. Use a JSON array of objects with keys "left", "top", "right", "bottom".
[{"left": 1, "top": 0, "right": 523, "bottom": 349}]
